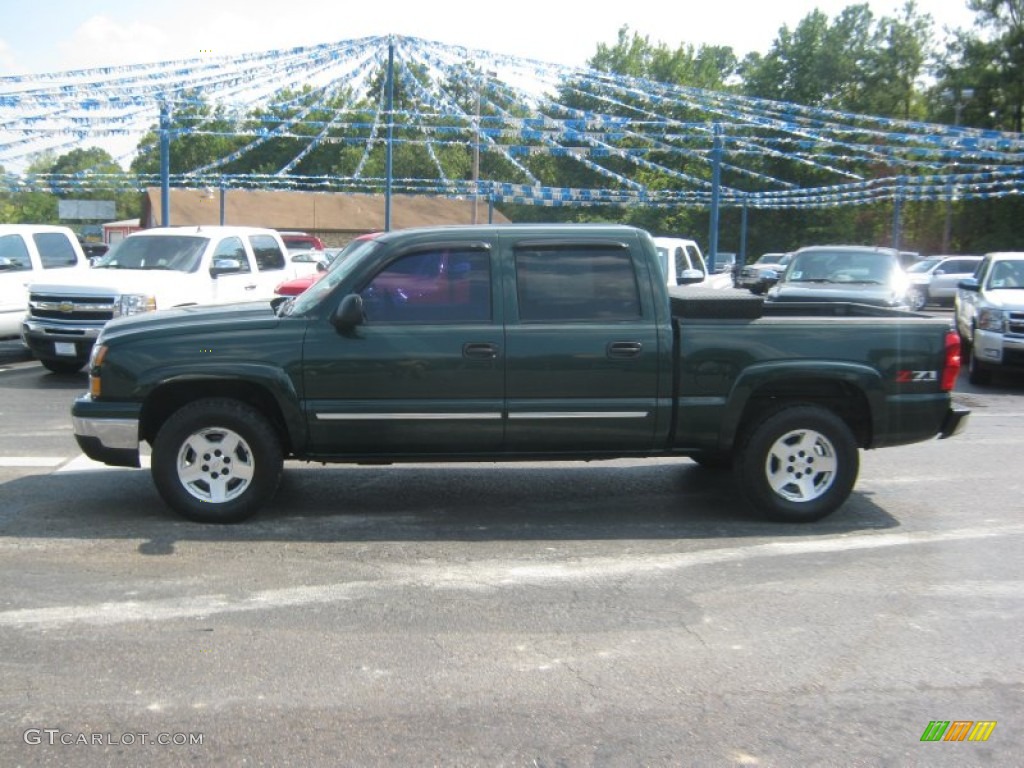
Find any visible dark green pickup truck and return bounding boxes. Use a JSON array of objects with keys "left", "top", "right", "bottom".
[{"left": 71, "top": 224, "right": 968, "bottom": 524}]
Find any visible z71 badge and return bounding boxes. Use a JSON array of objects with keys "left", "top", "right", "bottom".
[{"left": 896, "top": 370, "right": 938, "bottom": 383}]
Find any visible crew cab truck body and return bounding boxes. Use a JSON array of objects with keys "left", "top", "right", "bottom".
[
  {"left": 22, "top": 225, "right": 291, "bottom": 373},
  {"left": 72, "top": 224, "right": 968, "bottom": 524},
  {"left": 0, "top": 224, "right": 89, "bottom": 340}
]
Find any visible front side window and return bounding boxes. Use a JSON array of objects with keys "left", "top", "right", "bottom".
[
  {"left": 515, "top": 245, "right": 641, "bottom": 322},
  {"left": 0, "top": 234, "right": 32, "bottom": 272},
  {"left": 360, "top": 248, "right": 491, "bottom": 323},
  {"left": 249, "top": 235, "right": 286, "bottom": 272},
  {"left": 212, "top": 237, "right": 251, "bottom": 273},
  {"left": 34, "top": 232, "right": 79, "bottom": 268}
]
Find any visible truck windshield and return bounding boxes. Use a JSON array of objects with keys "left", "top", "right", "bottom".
[
  {"left": 787, "top": 251, "right": 896, "bottom": 284},
  {"left": 94, "top": 236, "right": 208, "bottom": 272},
  {"left": 285, "top": 238, "right": 383, "bottom": 315}
]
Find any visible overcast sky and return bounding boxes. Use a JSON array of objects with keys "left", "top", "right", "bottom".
[{"left": 0, "top": 0, "right": 979, "bottom": 75}]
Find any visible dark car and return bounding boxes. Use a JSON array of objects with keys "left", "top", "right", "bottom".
[
  {"left": 766, "top": 245, "right": 911, "bottom": 309},
  {"left": 736, "top": 252, "right": 792, "bottom": 294}
]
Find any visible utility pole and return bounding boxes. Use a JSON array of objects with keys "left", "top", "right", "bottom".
[{"left": 942, "top": 88, "right": 973, "bottom": 253}]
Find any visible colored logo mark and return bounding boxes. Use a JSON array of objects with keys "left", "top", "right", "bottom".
[{"left": 920, "top": 721, "right": 997, "bottom": 742}]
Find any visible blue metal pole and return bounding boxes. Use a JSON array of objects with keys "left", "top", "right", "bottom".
[
  {"left": 384, "top": 40, "right": 394, "bottom": 232},
  {"left": 159, "top": 103, "right": 170, "bottom": 227},
  {"left": 892, "top": 177, "right": 904, "bottom": 250},
  {"left": 707, "top": 123, "right": 723, "bottom": 273},
  {"left": 740, "top": 201, "right": 748, "bottom": 266},
  {"left": 219, "top": 178, "right": 225, "bottom": 225}
]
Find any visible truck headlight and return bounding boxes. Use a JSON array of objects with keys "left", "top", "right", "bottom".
[
  {"left": 977, "top": 308, "right": 1006, "bottom": 333},
  {"left": 116, "top": 294, "right": 157, "bottom": 317}
]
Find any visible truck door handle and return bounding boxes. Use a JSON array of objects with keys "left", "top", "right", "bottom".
[
  {"left": 607, "top": 341, "right": 643, "bottom": 358},
  {"left": 463, "top": 342, "right": 498, "bottom": 359}
]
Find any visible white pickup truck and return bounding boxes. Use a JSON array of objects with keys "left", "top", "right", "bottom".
[
  {"left": 955, "top": 251, "right": 1024, "bottom": 385},
  {"left": 652, "top": 237, "right": 710, "bottom": 287},
  {"left": 1, "top": 224, "right": 90, "bottom": 341},
  {"left": 22, "top": 226, "right": 295, "bottom": 373}
]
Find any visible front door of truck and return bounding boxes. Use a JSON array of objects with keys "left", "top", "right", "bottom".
[
  {"left": 503, "top": 239, "right": 664, "bottom": 453},
  {"left": 301, "top": 243, "right": 504, "bottom": 455}
]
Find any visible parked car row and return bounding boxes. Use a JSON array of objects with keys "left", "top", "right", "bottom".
[
  {"left": 732, "top": 243, "right": 1024, "bottom": 386},
  {"left": 737, "top": 247, "right": 980, "bottom": 311}
]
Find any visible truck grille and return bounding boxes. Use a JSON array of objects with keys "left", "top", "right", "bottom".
[
  {"left": 1008, "top": 311, "right": 1024, "bottom": 336},
  {"left": 29, "top": 293, "right": 116, "bottom": 322}
]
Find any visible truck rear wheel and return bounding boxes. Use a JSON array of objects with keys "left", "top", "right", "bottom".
[
  {"left": 735, "top": 405, "right": 858, "bottom": 523},
  {"left": 152, "top": 398, "right": 283, "bottom": 523}
]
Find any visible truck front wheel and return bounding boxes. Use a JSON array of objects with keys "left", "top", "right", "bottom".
[
  {"left": 735, "top": 405, "right": 859, "bottom": 523},
  {"left": 40, "top": 358, "right": 85, "bottom": 375},
  {"left": 151, "top": 398, "right": 283, "bottom": 523}
]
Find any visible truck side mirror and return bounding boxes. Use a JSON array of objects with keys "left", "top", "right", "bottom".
[
  {"left": 210, "top": 257, "right": 244, "bottom": 277},
  {"left": 676, "top": 269, "right": 705, "bottom": 286},
  {"left": 958, "top": 278, "right": 980, "bottom": 292},
  {"left": 331, "top": 293, "right": 365, "bottom": 330}
]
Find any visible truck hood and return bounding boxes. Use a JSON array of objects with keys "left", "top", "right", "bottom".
[
  {"left": 768, "top": 282, "right": 906, "bottom": 307},
  {"left": 28, "top": 267, "right": 200, "bottom": 297},
  {"left": 102, "top": 300, "right": 280, "bottom": 341},
  {"left": 981, "top": 288, "right": 1024, "bottom": 310}
]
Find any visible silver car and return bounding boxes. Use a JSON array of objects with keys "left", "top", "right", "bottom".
[{"left": 906, "top": 255, "right": 982, "bottom": 311}]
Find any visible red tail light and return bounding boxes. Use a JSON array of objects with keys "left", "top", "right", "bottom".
[{"left": 940, "top": 330, "right": 961, "bottom": 392}]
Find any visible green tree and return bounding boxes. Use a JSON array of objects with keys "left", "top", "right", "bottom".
[
  {"left": 130, "top": 93, "right": 246, "bottom": 177},
  {"left": 589, "top": 25, "right": 738, "bottom": 90}
]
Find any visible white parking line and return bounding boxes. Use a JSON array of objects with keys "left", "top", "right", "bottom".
[
  {"left": 57, "top": 454, "right": 151, "bottom": 472},
  {"left": 2, "top": 524, "right": 1022, "bottom": 630},
  {"left": 0, "top": 456, "right": 67, "bottom": 467}
]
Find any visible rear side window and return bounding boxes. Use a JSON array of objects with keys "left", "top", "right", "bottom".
[
  {"left": 0, "top": 234, "right": 32, "bottom": 271},
  {"left": 515, "top": 245, "right": 641, "bottom": 322},
  {"left": 249, "top": 235, "right": 286, "bottom": 272},
  {"left": 33, "top": 232, "right": 79, "bottom": 268},
  {"left": 945, "top": 259, "right": 978, "bottom": 273}
]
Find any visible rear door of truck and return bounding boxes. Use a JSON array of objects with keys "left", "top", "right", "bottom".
[{"left": 502, "top": 233, "right": 666, "bottom": 452}]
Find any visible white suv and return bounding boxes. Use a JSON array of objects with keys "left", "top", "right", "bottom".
[
  {"left": 1, "top": 224, "right": 89, "bottom": 340},
  {"left": 955, "top": 252, "right": 1024, "bottom": 385},
  {"left": 23, "top": 226, "right": 291, "bottom": 373}
]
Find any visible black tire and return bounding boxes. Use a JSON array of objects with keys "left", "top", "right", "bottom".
[
  {"left": 907, "top": 287, "right": 927, "bottom": 311},
  {"left": 691, "top": 452, "right": 733, "bottom": 471},
  {"left": 40, "top": 358, "right": 85, "bottom": 374},
  {"left": 151, "top": 398, "right": 283, "bottom": 523},
  {"left": 734, "top": 405, "right": 859, "bottom": 523},
  {"left": 967, "top": 347, "right": 994, "bottom": 386}
]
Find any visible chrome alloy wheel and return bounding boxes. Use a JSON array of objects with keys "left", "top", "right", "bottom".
[
  {"left": 764, "top": 428, "right": 838, "bottom": 503},
  {"left": 175, "top": 426, "right": 256, "bottom": 503}
]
